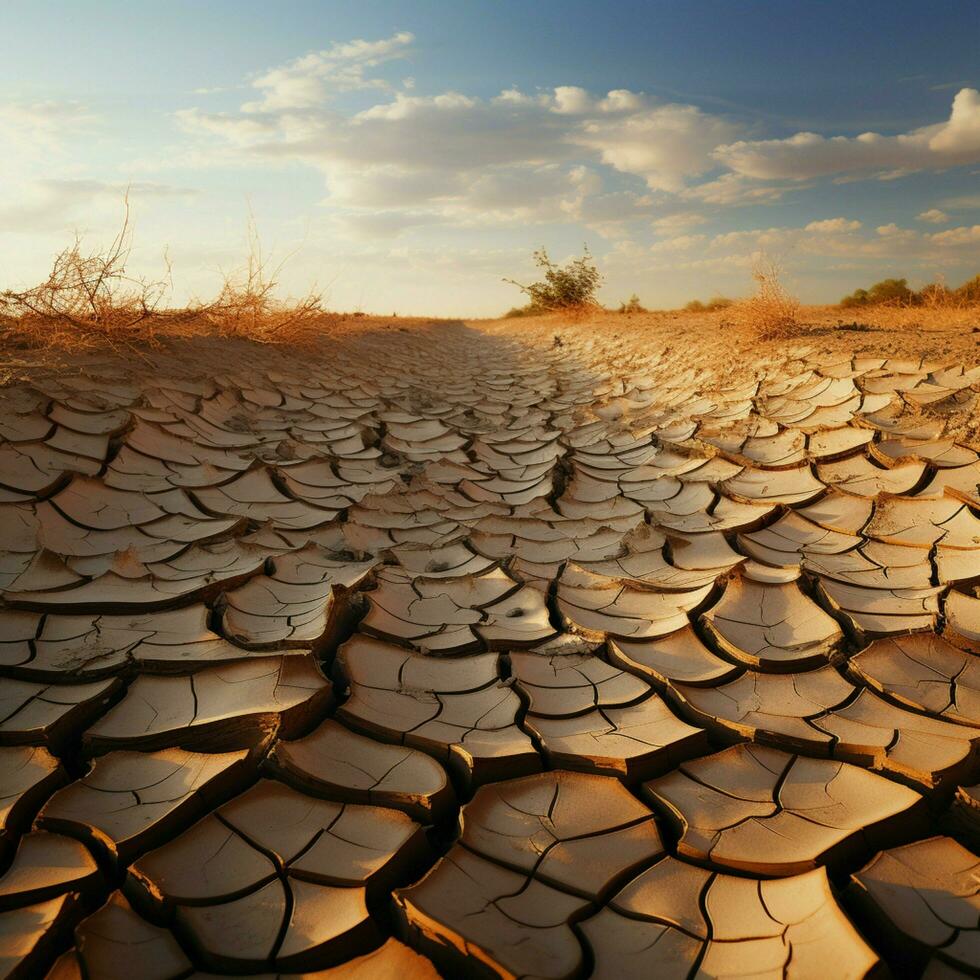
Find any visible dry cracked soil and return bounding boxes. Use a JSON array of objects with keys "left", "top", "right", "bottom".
[{"left": 1, "top": 310, "right": 980, "bottom": 979}]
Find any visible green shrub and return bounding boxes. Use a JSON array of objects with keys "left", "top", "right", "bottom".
[
  {"left": 869, "top": 278, "right": 915, "bottom": 304},
  {"left": 504, "top": 246, "right": 602, "bottom": 311},
  {"left": 840, "top": 277, "right": 914, "bottom": 307}
]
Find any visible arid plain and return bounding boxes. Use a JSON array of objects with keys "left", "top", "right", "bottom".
[{"left": 1, "top": 304, "right": 980, "bottom": 978}]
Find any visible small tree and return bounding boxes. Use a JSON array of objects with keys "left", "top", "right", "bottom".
[{"left": 504, "top": 246, "right": 602, "bottom": 311}]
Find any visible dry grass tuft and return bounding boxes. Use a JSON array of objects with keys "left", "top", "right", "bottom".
[
  {"left": 730, "top": 256, "right": 801, "bottom": 338},
  {"left": 0, "top": 196, "right": 170, "bottom": 351},
  {"left": 200, "top": 218, "right": 325, "bottom": 343}
]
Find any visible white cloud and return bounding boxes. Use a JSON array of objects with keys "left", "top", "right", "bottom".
[
  {"left": 174, "top": 38, "right": 753, "bottom": 224},
  {"left": 243, "top": 32, "right": 415, "bottom": 111},
  {"left": 929, "top": 224, "right": 980, "bottom": 246},
  {"left": 714, "top": 88, "right": 980, "bottom": 180},
  {"left": 552, "top": 86, "right": 595, "bottom": 115},
  {"left": 177, "top": 37, "right": 980, "bottom": 234},
  {"left": 575, "top": 101, "right": 740, "bottom": 191},
  {"left": 805, "top": 217, "right": 862, "bottom": 233},
  {"left": 917, "top": 207, "right": 950, "bottom": 223}
]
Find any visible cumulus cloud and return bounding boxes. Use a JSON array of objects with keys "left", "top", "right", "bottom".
[
  {"left": 574, "top": 101, "right": 739, "bottom": 191},
  {"left": 179, "top": 35, "right": 980, "bottom": 236},
  {"left": 917, "top": 207, "right": 950, "bottom": 223},
  {"left": 713, "top": 88, "right": 980, "bottom": 180},
  {"left": 180, "top": 37, "right": 980, "bottom": 250},
  {"left": 172, "top": 34, "right": 757, "bottom": 228}
]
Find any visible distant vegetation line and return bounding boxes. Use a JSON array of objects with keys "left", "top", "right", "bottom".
[{"left": 504, "top": 246, "right": 980, "bottom": 326}]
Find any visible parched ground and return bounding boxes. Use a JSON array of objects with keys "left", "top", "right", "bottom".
[{"left": 1, "top": 309, "right": 980, "bottom": 978}]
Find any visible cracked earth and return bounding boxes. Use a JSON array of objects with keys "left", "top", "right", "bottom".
[{"left": 1, "top": 313, "right": 980, "bottom": 978}]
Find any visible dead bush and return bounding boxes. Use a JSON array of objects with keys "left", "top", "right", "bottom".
[
  {"left": 0, "top": 195, "right": 169, "bottom": 348},
  {"left": 732, "top": 256, "right": 800, "bottom": 337},
  {"left": 200, "top": 219, "right": 325, "bottom": 342}
]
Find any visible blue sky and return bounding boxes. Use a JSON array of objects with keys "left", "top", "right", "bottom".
[{"left": 0, "top": 0, "right": 978, "bottom": 314}]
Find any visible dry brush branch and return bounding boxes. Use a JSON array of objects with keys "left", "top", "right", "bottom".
[{"left": 1, "top": 194, "right": 170, "bottom": 348}]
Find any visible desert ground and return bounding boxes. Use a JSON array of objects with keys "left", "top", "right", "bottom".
[{"left": 2, "top": 306, "right": 980, "bottom": 978}]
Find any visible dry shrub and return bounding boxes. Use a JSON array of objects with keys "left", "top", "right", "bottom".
[
  {"left": 915, "top": 274, "right": 978, "bottom": 312},
  {"left": 0, "top": 196, "right": 169, "bottom": 350},
  {"left": 200, "top": 219, "right": 325, "bottom": 343},
  {"left": 731, "top": 256, "right": 800, "bottom": 337}
]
